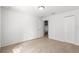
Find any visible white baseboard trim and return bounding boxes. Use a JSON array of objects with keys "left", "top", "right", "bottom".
[
  {"left": 49, "top": 36, "right": 79, "bottom": 46},
  {"left": 1, "top": 35, "right": 44, "bottom": 47}
]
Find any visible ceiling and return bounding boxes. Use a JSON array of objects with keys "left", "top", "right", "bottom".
[{"left": 3, "top": 6, "right": 79, "bottom": 18}]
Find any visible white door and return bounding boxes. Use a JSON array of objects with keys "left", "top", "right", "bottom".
[{"left": 64, "top": 15, "right": 76, "bottom": 43}]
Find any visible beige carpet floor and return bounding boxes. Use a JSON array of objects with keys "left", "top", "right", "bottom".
[{"left": 1, "top": 36, "right": 79, "bottom": 53}]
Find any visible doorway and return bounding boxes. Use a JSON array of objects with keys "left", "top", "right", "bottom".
[{"left": 44, "top": 20, "right": 48, "bottom": 37}]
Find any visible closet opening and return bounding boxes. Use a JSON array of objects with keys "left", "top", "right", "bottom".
[{"left": 44, "top": 20, "right": 48, "bottom": 37}]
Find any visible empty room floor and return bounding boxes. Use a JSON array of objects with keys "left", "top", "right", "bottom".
[{"left": 1, "top": 35, "right": 79, "bottom": 53}]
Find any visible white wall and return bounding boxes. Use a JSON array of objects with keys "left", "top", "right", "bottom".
[
  {"left": 2, "top": 8, "right": 44, "bottom": 47},
  {"left": 48, "top": 9, "right": 79, "bottom": 45},
  {"left": 0, "top": 7, "right": 1, "bottom": 47}
]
